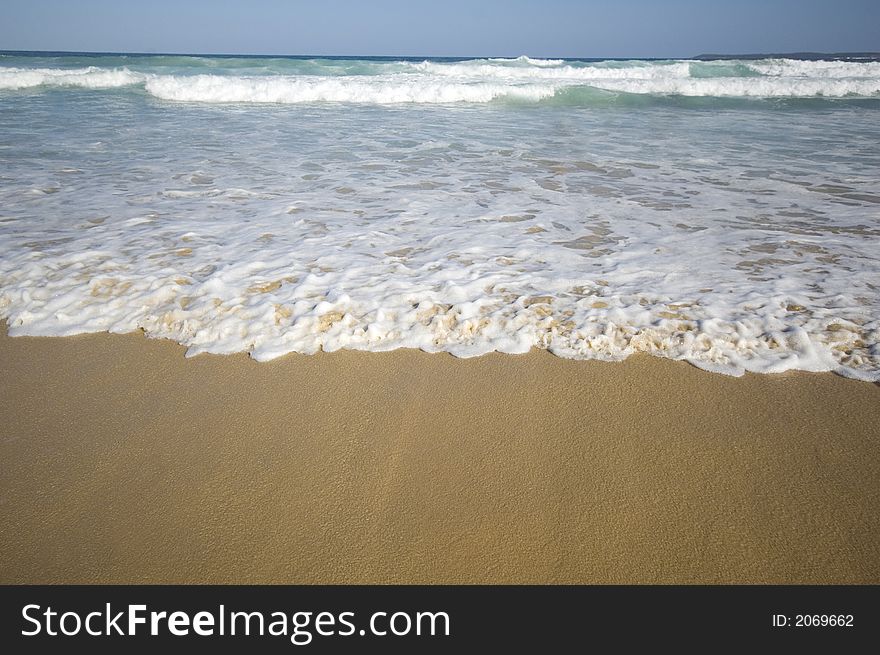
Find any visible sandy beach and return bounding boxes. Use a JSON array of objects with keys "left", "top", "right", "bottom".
[{"left": 0, "top": 321, "right": 878, "bottom": 584}]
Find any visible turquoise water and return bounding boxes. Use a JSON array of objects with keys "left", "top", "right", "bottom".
[{"left": 1, "top": 53, "right": 879, "bottom": 379}]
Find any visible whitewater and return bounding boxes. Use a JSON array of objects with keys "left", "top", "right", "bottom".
[
  {"left": 1, "top": 52, "right": 879, "bottom": 379},
  {"left": 2, "top": 54, "right": 880, "bottom": 101}
]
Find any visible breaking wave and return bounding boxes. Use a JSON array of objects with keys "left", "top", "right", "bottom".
[{"left": 1, "top": 56, "right": 879, "bottom": 103}]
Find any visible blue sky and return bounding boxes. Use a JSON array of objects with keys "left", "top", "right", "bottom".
[{"left": 1, "top": 0, "right": 878, "bottom": 58}]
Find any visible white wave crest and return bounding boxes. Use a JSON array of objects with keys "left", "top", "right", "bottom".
[
  {"left": 747, "top": 58, "right": 880, "bottom": 78},
  {"left": 143, "top": 69, "right": 880, "bottom": 103},
  {"left": 407, "top": 60, "right": 692, "bottom": 81},
  {"left": 487, "top": 55, "right": 566, "bottom": 66},
  {"left": 144, "top": 74, "right": 558, "bottom": 104},
  {"left": 0, "top": 66, "right": 142, "bottom": 90},
  {"left": 2, "top": 57, "right": 880, "bottom": 102},
  {"left": 591, "top": 76, "right": 880, "bottom": 97}
]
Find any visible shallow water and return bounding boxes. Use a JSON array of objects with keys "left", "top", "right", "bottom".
[{"left": 1, "top": 53, "right": 879, "bottom": 379}]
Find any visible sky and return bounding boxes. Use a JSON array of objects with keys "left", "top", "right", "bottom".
[{"left": 1, "top": 0, "right": 878, "bottom": 58}]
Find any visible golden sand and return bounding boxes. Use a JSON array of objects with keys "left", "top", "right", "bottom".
[{"left": 0, "top": 323, "right": 878, "bottom": 583}]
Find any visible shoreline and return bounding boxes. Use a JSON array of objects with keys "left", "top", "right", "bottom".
[{"left": 1, "top": 323, "right": 878, "bottom": 583}]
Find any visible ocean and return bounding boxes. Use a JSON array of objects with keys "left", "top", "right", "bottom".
[{"left": 0, "top": 52, "right": 878, "bottom": 380}]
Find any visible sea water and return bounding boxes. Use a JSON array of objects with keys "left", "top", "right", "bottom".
[{"left": 1, "top": 52, "right": 878, "bottom": 379}]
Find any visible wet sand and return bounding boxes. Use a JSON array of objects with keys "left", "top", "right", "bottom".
[{"left": 1, "top": 322, "right": 878, "bottom": 583}]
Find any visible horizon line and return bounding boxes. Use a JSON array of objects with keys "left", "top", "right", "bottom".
[{"left": 2, "top": 48, "right": 880, "bottom": 61}]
